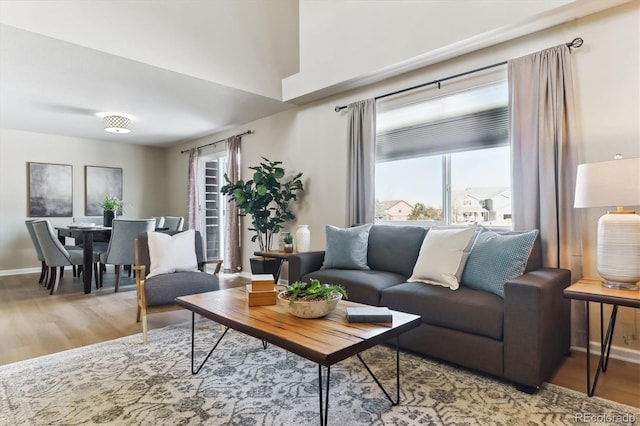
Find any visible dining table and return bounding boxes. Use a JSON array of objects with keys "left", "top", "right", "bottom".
[{"left": 56, "top": 226, "right": 112, "bottom": 294}]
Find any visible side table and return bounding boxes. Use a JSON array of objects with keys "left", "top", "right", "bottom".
[
  {"left": 563, "top": 278, "right": 640, "bottom": 396},
  {"left": 253, "top": 250, "right": 297, "bottom": 284}
]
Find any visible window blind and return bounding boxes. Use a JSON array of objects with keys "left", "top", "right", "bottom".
[{"left": 376, "top": 106, "right": 508, "bottom": 163}]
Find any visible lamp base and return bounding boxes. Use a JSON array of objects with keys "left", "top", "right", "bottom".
[{"left": 602, "top": 280, "right": 639, "bottom": 291}]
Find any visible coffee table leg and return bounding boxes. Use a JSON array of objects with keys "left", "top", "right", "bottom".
[
  {"left": 318, "top": 365, "right": 331, "bottom": 426},
  {"left": 190, "top": 312, "right": 230, "bottom": 375},
  {"left": 356, "top": 336, "right": 401, "bottom": 405}
]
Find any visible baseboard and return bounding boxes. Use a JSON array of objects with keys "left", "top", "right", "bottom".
[
  {"left": 571, "top": 343, "right": 640, "bottom": 364},
  {"left": 0, "top": 267, "right": 40, "bottom": 276}
]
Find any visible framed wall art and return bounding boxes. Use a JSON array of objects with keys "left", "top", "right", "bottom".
[
  {"left": 27, "top": 162, "right": 73, "bottom": 217},
  {"left": 85, "top": 166, "right": 123, "bottom": 216}
]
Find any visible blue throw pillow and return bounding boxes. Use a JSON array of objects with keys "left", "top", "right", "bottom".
[
  {"left": 460, "top": 229, "right": 539, "bottom": 298},
  {"left": 321, "top": 224, "right": 372, "bottom": 270}
]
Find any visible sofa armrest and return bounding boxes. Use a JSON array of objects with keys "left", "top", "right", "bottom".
[
  {"left": 287, "top": 251, "right": 326, "bottom": 283},
  {"left": 503, "top": 267, "right": 571, "bottom": 390}
]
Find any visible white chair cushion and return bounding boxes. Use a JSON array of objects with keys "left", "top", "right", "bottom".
[{"left": 147, "top": 230, "right": 198, "bottom": 278}]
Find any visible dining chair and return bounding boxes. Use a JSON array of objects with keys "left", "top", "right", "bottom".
[
  {"left": 24, "top": 220, "right": 49, "bottom": 285},
  {"left": 73, "top": 216, "right": 102, "bottom": 225},
  {"left": 100, "top": 218, "right": 156, "bottom": 292},
  {"left": 26, "top": 219, "right": 83, "bottom": 285},
  {"left": 163, "top": 216, "right": 184, "bottom": 231},
  {"left": 71, "top": 217, "right": 109, "bottom": 253},
  {"left": 153, "top": 216, "right": 165, "bottom": 229},
  {"left": 32, "top": 220, "right": 99, "bottom": 294}
]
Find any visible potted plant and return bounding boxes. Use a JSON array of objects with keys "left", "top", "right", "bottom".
[
  {"left": 277, "top": 279, "right": 348, "bottom": 318},
  {"left": 99, "top": 194, "right": 124, "bottom": 227},
  {"left": 283, "top": 233, "right": 294, "bottom": 253},
  {"left": 221, "top": 158, "right": 303, "bottom": 274}
]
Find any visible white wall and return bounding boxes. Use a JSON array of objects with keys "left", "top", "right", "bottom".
[
  {"left": 283, "top": 0, "right": 629, "bottom": 101},
  {"left": 0, "top": 128, "right": 168, "bottom": 272},
  {"left": 0, "top": 0, "right": 299, "bottom": 100},
  {"left": 172, "top": 2, "right": 640, "bottom": 354}
]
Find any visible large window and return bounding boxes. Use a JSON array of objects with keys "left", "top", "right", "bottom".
[{"left": 375, "top": 82, "right": 511, "bottom": 227}]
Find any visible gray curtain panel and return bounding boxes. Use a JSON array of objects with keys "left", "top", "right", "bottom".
[
  {"left": 224, "top": 135, "right": 242, "bottom": 273},
  {"left": 187, "top": 148, "right": 200, "bottom": 232},
  {"left": 509, "top": 45, "right": 585, "bottom": 346},
  {"left": 346, "top": 99, "right": 377, "bottom": 226}
]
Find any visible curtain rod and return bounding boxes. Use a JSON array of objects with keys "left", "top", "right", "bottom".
[
  {"left": 334, "top": 37, "right": 584, "bottom": 112},
  {"left": 180, "top": 130, "right": 253, "bottom": 154}
]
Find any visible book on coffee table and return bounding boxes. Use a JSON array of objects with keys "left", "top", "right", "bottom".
[{"left": 346, "top": 306, "right": 393, "bottom": 323}]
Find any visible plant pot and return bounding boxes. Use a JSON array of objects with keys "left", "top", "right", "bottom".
[
  {"left": 284, "top": 244, "right": 293, "bottom": 253},
  {"left": 103, "top": 210, "right": 115, "bottom": 227},
  {"left": 277, "top": 292, "right": 342, "bottom": 318},
  {"left": 249, "top": 257, "right": 280, "bottom": 278}
]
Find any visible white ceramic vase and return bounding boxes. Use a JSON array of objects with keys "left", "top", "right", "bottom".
[{"left": 295, "top": 225, "right": 311, "bottom": 252}]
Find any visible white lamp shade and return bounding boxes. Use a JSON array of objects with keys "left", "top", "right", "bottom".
[{"left": 574, "top": 157, "right": 640, "bottom": 208}]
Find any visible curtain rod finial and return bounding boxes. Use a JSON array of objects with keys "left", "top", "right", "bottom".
[{"left": 568, "top": 37, "right": 583, "bottom": 48}]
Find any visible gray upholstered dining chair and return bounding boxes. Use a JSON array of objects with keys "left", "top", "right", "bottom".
[
  {"left": 153, "top": 216, "right": 165, "bottom": 229},
  {"left": 134, "top": 230, "right": 222, "bottom": 343},
  {"left": 100, "top": 218, "right": 156, "bottom": 292},
  {"left": 26, "top": 219, "right": 83, "bottom": 285},
  {"left": 25, "top": 219, "right": 50, "bottom": 285},
  {"left": 32, "top": 220, "right": 99, "bottom": 294},
  {"left": 163, "top": 216, "right": 184, "bottom": 231}
]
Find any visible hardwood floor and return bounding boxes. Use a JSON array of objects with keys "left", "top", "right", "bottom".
[{"left": 1, "top": 271, "right": 638, "bottom": 408}]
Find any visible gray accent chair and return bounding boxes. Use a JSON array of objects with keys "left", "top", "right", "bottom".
[
  {"left": 134, "top": 230, "right": 222, "bottom": 343},
  {"left": 32, "top": 220, "right": 99, "bottom": 294},
  {"left": 163, "top": 216, "right": 184, "bottom": 231},
  {"left": 100, "top": 219, "right": 156, "bottom": 292}
]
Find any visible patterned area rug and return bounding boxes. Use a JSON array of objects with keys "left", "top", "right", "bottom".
[{"left": 1, "top": 321, "right": 638, "bottom": 426}]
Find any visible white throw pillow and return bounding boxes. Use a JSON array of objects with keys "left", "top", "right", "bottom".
[
  {"left": 408, "top": 225, "right": 477, "bottom": 290},
  {"left": 147, "top": 230, "right": 199, "bottom": 278}
]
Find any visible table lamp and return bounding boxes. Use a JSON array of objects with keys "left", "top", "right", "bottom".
[{"left": 574, "top": 156, "right": 640, "bottom": 290}]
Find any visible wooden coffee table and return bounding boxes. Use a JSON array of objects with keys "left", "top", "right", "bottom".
[{"left": 175, "top": 287, "right": 421, "bottom": 426}]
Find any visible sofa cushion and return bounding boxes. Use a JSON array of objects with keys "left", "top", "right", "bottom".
[
  {"left": 367, "top": 225, "right": 428, "bottom": 277},
  {"left": 381, "top": 281, "right": 504, "bottom": 340},
  {"left": 461, "top": 229, "right": 539, "bottom": 297},
  {"left": 321, "top": 224, "right": 372, "bottom": 270},
  {"left": 144, "top": 271, "right": 219, "bottom": 306},
  {"left": 304, "top": 268, "right": 406, "bottom": 306},
  {"left": 408, "top": 225, "right": 476, "bottom": 289}
]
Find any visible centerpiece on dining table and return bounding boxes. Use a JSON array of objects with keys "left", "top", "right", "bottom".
[
  {"left": 278, "top": 279, "right": 347, "bottom": 318},
  {"left": 99, "top": 194, "right": 124, "bottom": 227}
]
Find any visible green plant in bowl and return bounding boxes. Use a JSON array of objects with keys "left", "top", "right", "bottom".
[
  {"left": 280, "top": 279, "right": 347, "bottom": 305},
  {"left": 278, "top": 279, "right": 348, "bottom": 318}
]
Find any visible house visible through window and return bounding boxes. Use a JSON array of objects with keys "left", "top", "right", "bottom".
[{"left": 375, "top": 82, "right": 511, "bottom": 227}]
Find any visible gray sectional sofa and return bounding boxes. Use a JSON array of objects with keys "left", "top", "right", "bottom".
[{"left": 287, "top": 224, "right": 571, "bottom": 392}]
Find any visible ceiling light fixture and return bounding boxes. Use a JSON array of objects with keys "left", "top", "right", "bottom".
[{"left": 103, "top": 115, "right": 131, "bottom": 133}]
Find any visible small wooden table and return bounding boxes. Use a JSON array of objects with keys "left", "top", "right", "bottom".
[
  {"left": 563, "top": 278, "right": 640, "bottom": 397},
  {"left": 176, "top": 287, "right": 421, "bottom": 425},
  {"left": 253, "top": 250, "right": 299, "bottom": 283}
]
